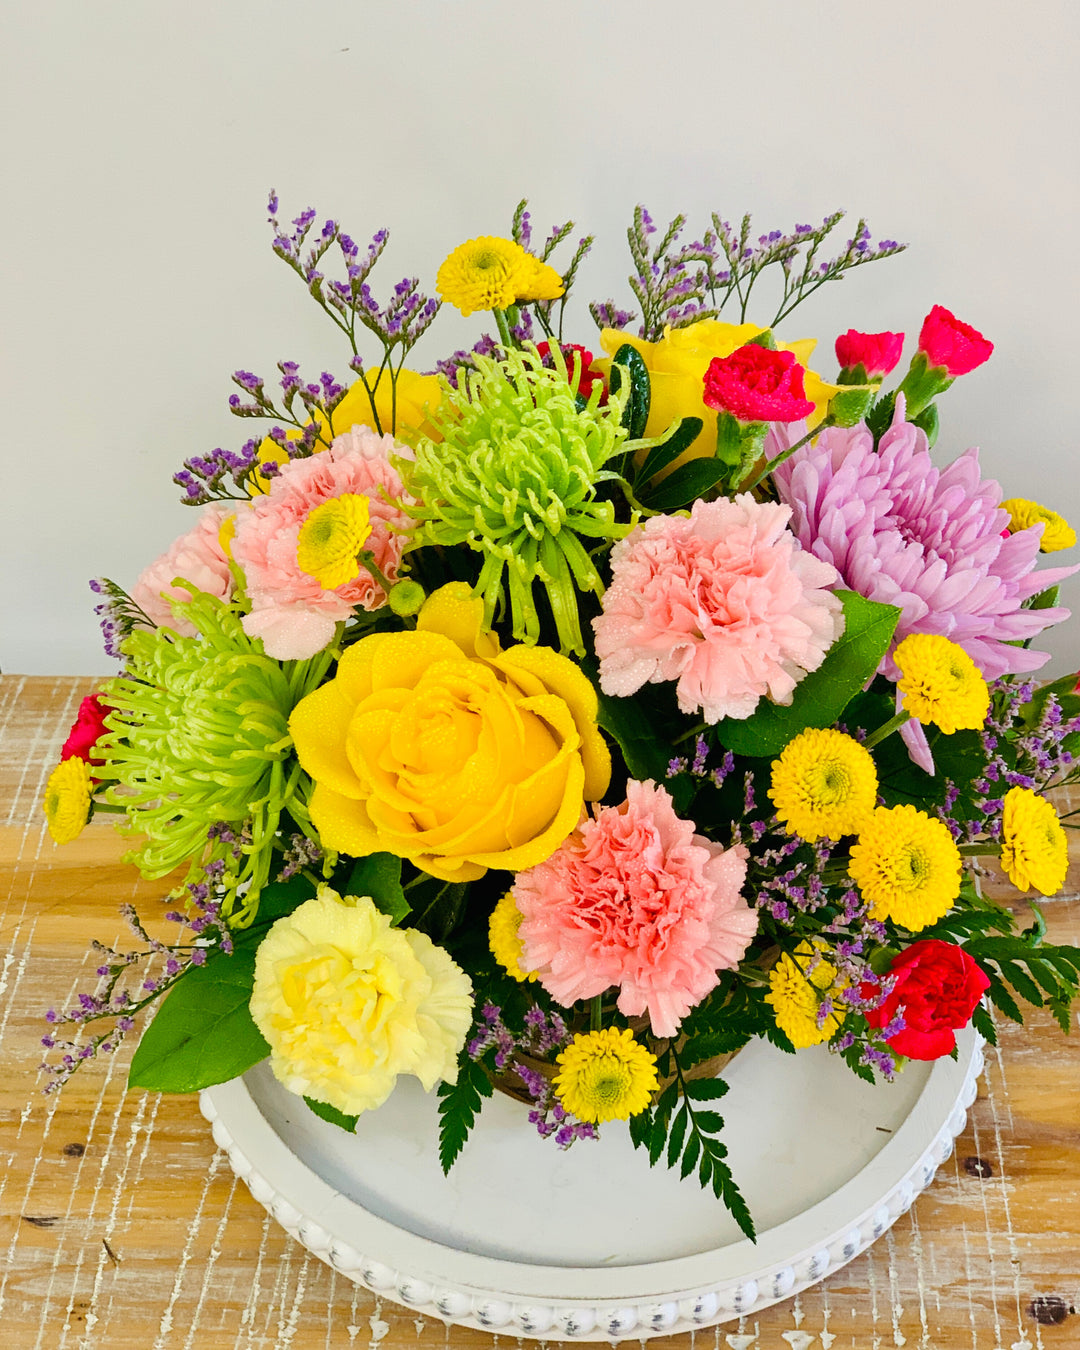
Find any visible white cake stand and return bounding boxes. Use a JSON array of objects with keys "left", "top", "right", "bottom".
[{"left": 200, "top": 1028, "right": 982, "bottom": 1341}]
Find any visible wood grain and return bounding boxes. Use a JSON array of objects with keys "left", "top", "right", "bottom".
[{"left": 2, "top": 675, "right": 1078, "bottom": 1349}]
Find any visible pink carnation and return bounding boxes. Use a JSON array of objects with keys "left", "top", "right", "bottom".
[
  {"left": 231, "top": 427, "right": 413, "bottom": 660},
  {"left": 131, "top": 504, "right": 234, "bottom": 635},
  {"left": 514, "top": 780, "right": 757, "bottom": 1037},
  {"left": 592, "top": 495, "right": 845, "bottom": 722}
]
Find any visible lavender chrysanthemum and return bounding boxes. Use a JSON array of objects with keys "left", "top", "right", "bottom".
[{"left": 772, "top": 399, "right": 1076, "bottom": 684}]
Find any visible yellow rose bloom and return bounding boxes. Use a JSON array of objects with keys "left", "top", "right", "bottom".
[
  {"left": 250, "top": 886, "right": 473, "bottom": 1116},
  {"left": 289, "top": 582, "right": 611, "bottom": 883},
  {"left": 1000, "top": 787, "right": 1068, "bottom": 896},
  {"left": 765, "top": 940, "right": 845, "bottom": 1049},
  {"left": 596, "top": 320, "right": 839, "bottom": 476},
  {"left": 247, "top": 369, "right": 443, "bottom": 495},
  {"left": 1000, "top": 498, "right": 1077, "bottom": 553},
  {"left": 43, "top": 757, "right": 93, "bottom": 845}
]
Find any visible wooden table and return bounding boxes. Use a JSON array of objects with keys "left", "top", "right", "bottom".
[{"left": 2, "top": 675, "right": 1078, "bottom": 1350}]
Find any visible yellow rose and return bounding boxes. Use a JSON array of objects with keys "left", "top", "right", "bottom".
[
  {"left": 248, "top": 369, "right": 443, "bottom": 495},
  {"left": 289, "top": 582, "right": 611, "bottom": 882},
  {"left": 597, "top": 320, "right": 838, "bottom": 476},
  {"left": 250, "top": 886, "right": 473, "bottom": 1116}
]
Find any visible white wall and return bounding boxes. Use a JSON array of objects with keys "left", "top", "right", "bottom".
[{"left": 3, "top": 0, "right": 1078, "bottom": 674}]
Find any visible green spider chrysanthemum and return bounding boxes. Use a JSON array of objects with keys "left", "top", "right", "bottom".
[
  {"left": 398, "top": 346, "right": 634, "bottom": 655},
  {"left": 97, "top": 586, "right": 333, "bottom": 925}
]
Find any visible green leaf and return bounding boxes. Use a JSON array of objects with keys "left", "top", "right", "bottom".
[
  {"left": 971, "top": 1002, "right": 997, "bottom": 1045},
  {"left": 411, "top": 879, "right": 469, "bottom": 943},
  {"left": 1028, "top": 585, "right": 1060, "bottom": 612},
  {"left": 228, "top": 873, "right": 318, "bottom": 951},
  {"left": 714, "top": 591, "right": 901, "bottom": 758},
  {"left": 984, "top": 975, "right": 1022, "bottom": 1023},
  {"left": 304, "top": 1096, "right": 359, "bottom": 1133},
  {"left": 692, "top": 1109, "right": 726, "bottom": 1134},
  {"left": 634, "top": 416, "right": 704, "bottom": 486},
  {"left": 679, "top": 1130, "right": 701, "bottom": 1180},
  {"left": 436, "top": 1056, "right": 493, "bottom": 1173},
  {"left": 628, "top": 1105, "right": 652, "bottom": 1151},
  {"left": 638, "top": 456, "right": 729, "bottom": 512},
  {"left": 680, "top": 1032, "right": 750, "bottom": 1070},
  {"left": 610, "top": 344, "right": 651, "bottom": 439},
  {"left": 682, "top": 1076, "right": 732, "bottom": 1102},
  {"left": 344, "top": 852, "right": 410, "bottom": 926},
  {"left": 128, "top": 951, "right": 269, "bottom": 1093},
  {"left": 666, "top": 1104, "right": 689, "bottom": 1168}
]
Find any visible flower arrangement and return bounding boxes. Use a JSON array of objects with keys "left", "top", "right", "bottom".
[{"left": 42, "top": 195, "right": 1080, "bottom": 1240}]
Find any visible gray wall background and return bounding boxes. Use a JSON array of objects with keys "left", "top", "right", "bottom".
[{"left": 3, "top": 0, "right": 1078, "bottom": 673}]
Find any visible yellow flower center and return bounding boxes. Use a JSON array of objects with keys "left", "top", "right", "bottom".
[{"left": 296, "top": 494, "right": 372, "bottom": 590}]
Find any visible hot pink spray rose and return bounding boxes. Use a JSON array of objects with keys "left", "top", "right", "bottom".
[{"left": 514, "top": 779, "right": 757, "bottom": 1038}]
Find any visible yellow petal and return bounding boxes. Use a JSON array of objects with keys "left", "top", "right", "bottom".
[
  {"left": 308, "top": 782, "right": 384, "bottom": 855},
  {"left": 289, "top": 682, "right": 366, "bottom": 799},
  {"left": 416, "top": 582, "right": 501, "bottom": 659}
]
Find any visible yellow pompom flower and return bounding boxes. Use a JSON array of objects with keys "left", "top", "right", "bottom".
[
  {"left": 436, "top": 236, "right": 563, "bottom": 317},
  {"left": 1000, "top": 498, "right": 1077, "bottom": 553},
  {"left": 489, "top": 892, "right": 536, "bottom": 982},
  {"left": 768, "top": 727, "right": 878, "bottom": 841},
  {"left": 1000, "top": 787, "right": 1068, "bottom": 896},
  {"left": 250, "top": 885, "right": 473, "bottom": 1117},
  {"left": 765, "top": 940, "right": 845, "bottom": 1049},
  {"left": 553, "top": 1028, "right": 658, "bottom": 1124},
  {"left": 43, "top": 757, "right": 93, "bottom": 845},
  {"left": 894, "top": 634, "right": 990, "bottom": 734},
  {"left": 848, "top": 805, "right": 962, "bottom": 931},
  {"left": 296, "top": 493, "right": 373, "bottom": 589}
]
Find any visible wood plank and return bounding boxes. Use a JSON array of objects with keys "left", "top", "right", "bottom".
[{"left": 2, "top": 675, "right": 1078, "bottom": 1348}]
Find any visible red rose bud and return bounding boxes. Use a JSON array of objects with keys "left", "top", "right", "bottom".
[
  {"left": 702, "top": 345, "right": 815, "bottom": 424},
  {"left": 834, "top": 329, "right": 904, "bottom": 382},
  {"left": 917, "top": 305, "right": 994, "bottom": 376},
  {"left": 60, "top": 694, "right": 111, "bottom": 768},
  {"left": 864, "top": 939, "right": 990, "bottom": 1061},
  {"left": 536, "top": 340, "right": 607, "bottom": 403}
]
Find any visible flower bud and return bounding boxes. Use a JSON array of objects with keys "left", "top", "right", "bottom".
[{"left": 388, "top": 579, "right": 427, "bottom": 617}]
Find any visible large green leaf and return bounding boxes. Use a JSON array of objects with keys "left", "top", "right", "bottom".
[
  {"left": 128, "top": 950, "right": 269, "bottom": 1093},
  {"left": 344, "top": 852, "right": 410, "bottom": 926},
  {"left": 609, "top": 343, "right": 651, "bottom": 440},
  {"left": 638, "top": 456, "right": 729, "bottom": 512},
  {"left": 713, "top": 591, "right": 900, "bottom": 758},
  {"left": 635, "top": 416, "right": 704, "bottom": 486}
]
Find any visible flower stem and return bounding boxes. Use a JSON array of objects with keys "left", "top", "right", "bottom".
[
  {"left": 863, "top": 710, "right": 911, "bottom": 749},
  {"left": 590, "top": 995, "right": 603, "bottom": 1033},
  {"left": 493, "top": 307, "right": 514, "bottom": 350},
  {"left": 958, "top": 843, "right": 1002, "bottom": 857},
  {"left": 738, "top": 416, "right": 835, "bottom": 493}
]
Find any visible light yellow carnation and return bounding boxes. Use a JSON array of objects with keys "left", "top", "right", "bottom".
[
  {"left": 596, "top": 320, "right": 838, "bottom": 478},
  {"left": 250, "top": 885, "right": 473, "bottom": 1117}
]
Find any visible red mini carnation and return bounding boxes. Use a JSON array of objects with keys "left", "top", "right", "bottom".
[
  {"left": 60, "top": 694, "right": 111, "bottom": 769},
  {"left": 917, "top": 305, "right": 993, "bottom": 376},
  {"left": 702, "top": 344, "right": 815, "bottom": 424},
  {"left": 864, "top": 939, "right": 990, "bottom": 1060},
  {"left": 835, "top": 329, "right": 904, "bottom": 378},
  {"left": 536, "top": 341, "right": 607, "bottom": 403}
]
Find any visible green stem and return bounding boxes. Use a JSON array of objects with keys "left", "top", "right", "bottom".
[
  {"left": 958, "top": 843, "right": 1002, "bottom": 857},
  {"left": 357, "top": 549, "right": 394, "bottom": 597},
  {"left": 493, "top": 307, "right": 514, "bottom": 350},
  {"left": 738, "top": 417, "right": 834, "bottom": 493},
  {"left": 590, "top": 995, "right": 603, "bottom": 1033},
  {"left": 862, "top": 710, "right": 911, "bottom": 749}
]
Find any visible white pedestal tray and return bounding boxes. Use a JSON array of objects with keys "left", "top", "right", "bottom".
[{"left": 200, "top": 1027, "right": 982, "bottom": 1342}]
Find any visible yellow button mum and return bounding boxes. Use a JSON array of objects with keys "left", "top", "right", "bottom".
[
  {"left": 436, "top": 236, "right": 563, "bottom": 317},
  {"left": 296, "top": 493, "right": 372, "bottom": 589},
  {"left": 1000, "top": 498, "right": 1077, "bottom": 553},
  {"left": 553, "top": 1028, "right": 658, "bottom": 1124},
  {"left": 1000, "top": 787, "right": 1068, "bottom": 896},
  {"left": 43, "top": 757, "right": 93, "bottom": 845},
  {"left": 489, "top": 892, "right": 536, "bottom": 982},
  {"left": 596, "top": 320, "right": 838, "bottom": 477},
  {"left": 289, "top": 582, "right": 610, "bottom": 883},
  {"left": 848, "top": 804, "right": 962, "bottom": 931},
  {"left": 894, "top": 634, "right": 990, "bottom": 735},
  {"left": 765, "top": 940, "right": 845, "bottom": 1049},
  {"left": 249, "top": 886, "right": 473, "bottom": 1117},
  {"left": 768, "top": 727, "right": 878, "bottom": 841}
]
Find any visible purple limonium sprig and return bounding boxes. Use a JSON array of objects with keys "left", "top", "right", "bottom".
[{"left": 88, "top": 578, "right": 156, "bottom": 660}]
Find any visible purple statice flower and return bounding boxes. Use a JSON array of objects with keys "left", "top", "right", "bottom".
[{"left": 772, "top": 398, "right": 1078, "bottom": 771}]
